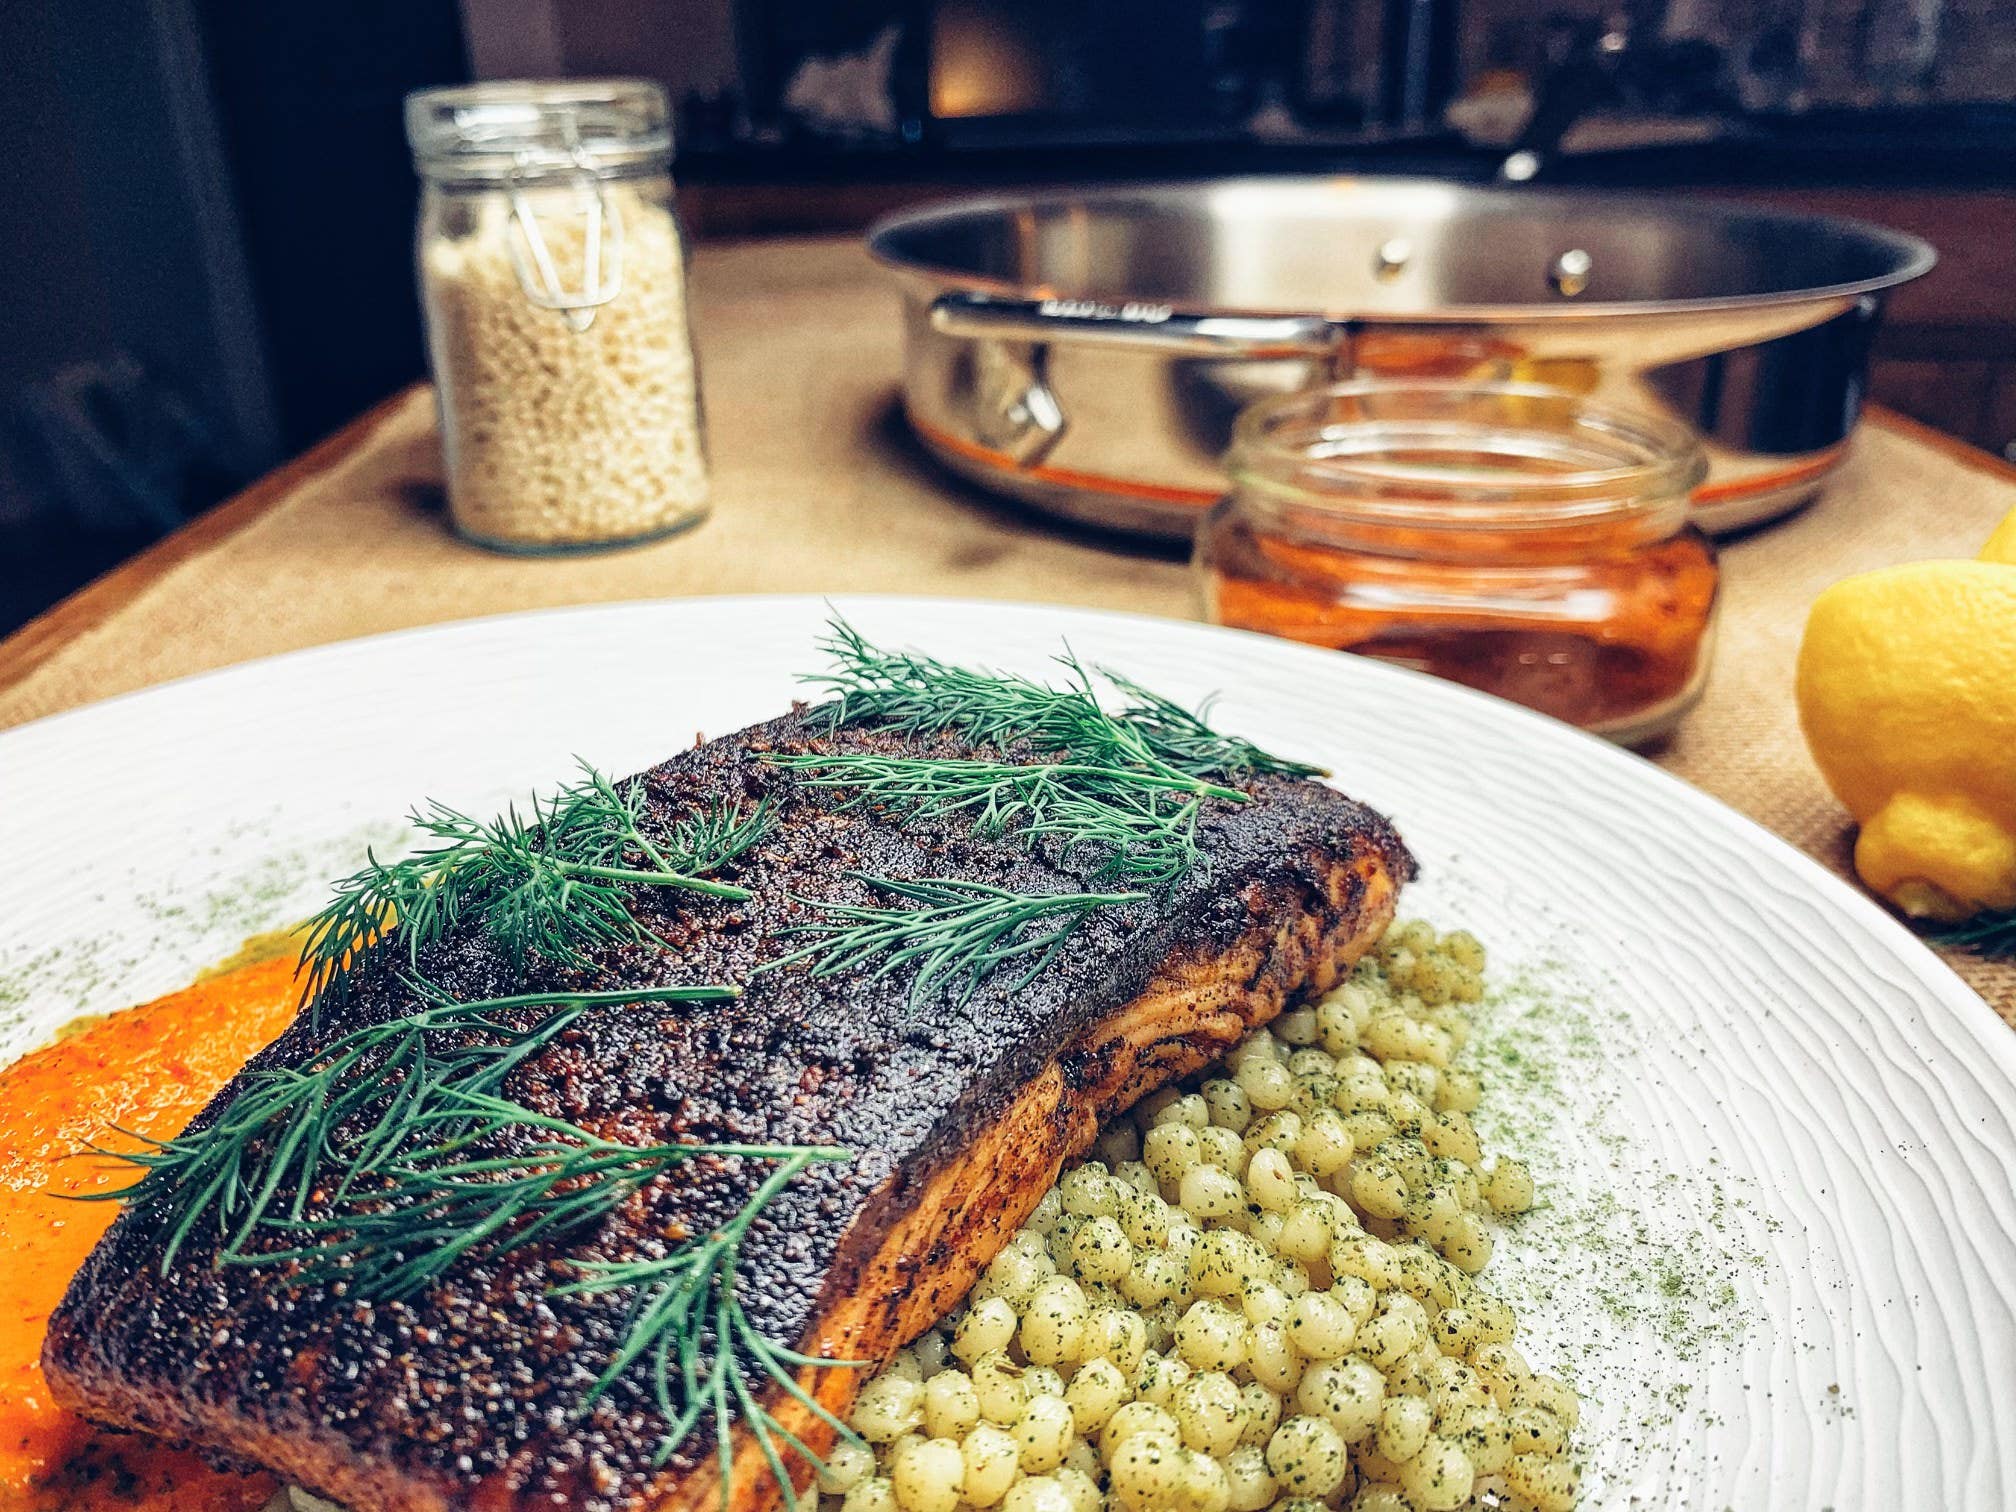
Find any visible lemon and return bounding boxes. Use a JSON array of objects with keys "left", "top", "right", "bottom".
[
  {"left": 1980, "top": 507, "right": 2016, "bottom": 566},
  {"left": 1796, "top": 514, "right": 2016, "bottom": 921}
]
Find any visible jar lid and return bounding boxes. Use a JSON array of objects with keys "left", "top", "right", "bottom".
[{"left": 405, "top": 79, "right": 671, "bottom": 180}]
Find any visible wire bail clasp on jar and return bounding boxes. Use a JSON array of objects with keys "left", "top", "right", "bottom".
[{"left": 504, "top": 141, "right": 625, "bottom": 334}]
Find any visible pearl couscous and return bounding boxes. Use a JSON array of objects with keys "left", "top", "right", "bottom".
[{"left": 825, "top": 921, "right": 1581, "bottom": 1512}]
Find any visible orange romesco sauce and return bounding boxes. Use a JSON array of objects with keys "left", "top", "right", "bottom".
[
  {"left": 1204, "top": 512, "right": 1720, "bottom": 733},
  {"left": 1, "top": 955, "right": 302, "bottom": 1511}
]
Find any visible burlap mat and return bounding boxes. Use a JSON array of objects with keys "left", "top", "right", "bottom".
[{"left": 2, "top": 238, "right": 2010, "bottom": 1023}]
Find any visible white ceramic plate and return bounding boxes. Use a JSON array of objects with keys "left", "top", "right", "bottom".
[{"left": 3, "top": 596, "right": 2012, "bottom": 1511}]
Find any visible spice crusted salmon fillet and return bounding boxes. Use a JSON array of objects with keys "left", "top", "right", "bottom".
[{"left": 43, "top": 707, "right": 1412, "bottom": 1512}]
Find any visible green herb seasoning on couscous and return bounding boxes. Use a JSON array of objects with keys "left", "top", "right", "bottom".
[{"left": 824, "top": 921, "right": 1583, "bottom": 1512}]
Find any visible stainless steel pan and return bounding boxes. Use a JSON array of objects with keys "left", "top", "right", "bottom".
[{"left": 867, "top": 179, "right": 1935, "bottom": 536}]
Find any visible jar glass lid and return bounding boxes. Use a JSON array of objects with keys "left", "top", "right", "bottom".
[{"left": 405, "top": 79, "right": 671, "bottom": 179}]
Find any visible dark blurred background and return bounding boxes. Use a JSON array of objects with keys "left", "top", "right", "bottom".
[{"left": 3, "top": 0, "right": 2013, "bottom": 632}]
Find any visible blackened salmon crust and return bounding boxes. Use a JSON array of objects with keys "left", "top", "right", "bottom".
[{"left": 45, "top": 708, "right": 1413, "bottom": 1511}]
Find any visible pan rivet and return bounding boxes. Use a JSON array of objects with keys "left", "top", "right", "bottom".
[
  {"left": 1373, "top": 239, "right": 1412, "bottom": 282},
  {"left": 1550, "top": 248, "right": 1593, "bottom": 297}
]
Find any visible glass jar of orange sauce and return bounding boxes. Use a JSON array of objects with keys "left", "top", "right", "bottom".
[{"left": 1197, "top": 381, "right": 1718, "bottom": 746}]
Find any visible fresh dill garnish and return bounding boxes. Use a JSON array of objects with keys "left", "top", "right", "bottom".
[
  {"left": 89, "top": 979, "right": 742, "bottom": 1272},
  {"left": 766, "top": 876, "right": 1147, "bottom": 1007},
  {"left": 775, "top": 753, "right": 1235, "bottom": 886},
  {"left": 252, "top": 1087, "right": 834, "bottom": 1302},
  {"left": 786, "top": 619, "right": 1324, "bottom": 891},
  {"left": 297, "top": 764, "right": 771, "bottom": 1003},
  {"left": 1091, "top": 665, "right": 1326, "bottom": 780},
  {"left": 807, "top": 616, "right": 1324, "bottom": 781},
  {"left": 92, "top": 974, "right": 856, "bottom": 1502},
  {"left": 1931, "top": 909, "right": 2016, "bottom": 956},
  {"left": 665, "top": 790, "right": 779, "bottom": 874},
  {"left": 556, "top": 1149, "right": 866, "bottom": 1494},
  {"left": 262, "top": 1100, "right": 624, "bottom": 1290}
]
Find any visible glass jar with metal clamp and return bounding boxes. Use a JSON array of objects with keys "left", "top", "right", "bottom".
[{"left": 405, "top": 80, "right": 709, "bottom": 553}]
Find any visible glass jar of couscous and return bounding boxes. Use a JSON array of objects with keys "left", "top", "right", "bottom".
[{"left": 405, "top": 80, "right": 708, "bottom": 553}]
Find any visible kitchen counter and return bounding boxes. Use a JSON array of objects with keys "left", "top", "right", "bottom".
[{"left": 2, "top": 235, "right": 2012, "bottom": 1020}]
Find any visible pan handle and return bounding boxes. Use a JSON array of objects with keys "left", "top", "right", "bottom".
[{"left": 930, "top": 292, "right": 1340, "bottom": 358}]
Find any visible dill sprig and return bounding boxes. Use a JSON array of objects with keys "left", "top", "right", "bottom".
[
  {"left": 808, "top": 616, "right": 1324, "bottom": 781},
  {"left": 788, "top": 620, "right": 1323, "bottom": 888},
  {"left": 93, "top": 972, "right": 855, "bottom": 1504},
  {"left": 556, "top": 1150, "right": 866, "bottom": 1496},
  {"left": 766, "top": 876, "right": 1147, "bottom": 1007},
  {"left": 89, "top": 979, "right": 741, "bottom": 1273},
  {"left": 1092, "top": 665, "right": 1326, "bottom": 780},
  {"left": 775, "top": 754, "right": 1234, "bottom": 887},
  {"left": 665, "top": 790, "right": 779, "bottom": 874},
  {"left": 298, "top": 765, "right": 772, "bottom": 1003},
  {"left": 1932, "top": 909, "right": 2016, "bottom": 956},
  {"left": 248, "top": 1089, "right": 844, "bottom": 1303}
]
